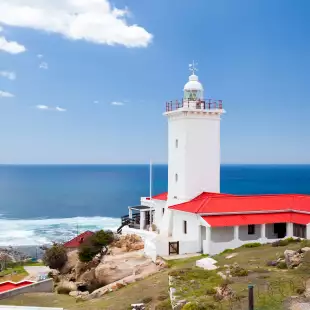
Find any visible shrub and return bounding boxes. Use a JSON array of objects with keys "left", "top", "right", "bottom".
[
  {"left": 182, "top": 303, "right": 215, "bottom": 310},
  {"left": 276, "top": 261, "right": 287, "bottom": 269},
  {"left": 242, "top": 242, "right": 261, "bottom": 248},
  {"left": 301, "top": 239, "right": 310, "bottom": 248},
  {"left": 272, "top": 239, "right": 289, "bottom": 247},
  {"left": 206, "top": 288, "right": 217, "bottom": 295},
  {"left": 230, "top": 265, "right": 248, "bottom": 277},
  {"left": 78, "top": 230, "right": 114, "bottom": 262},
  {"left": 141, "top": 296, "right": 153, "bottom": 304},
  {"left": 155, "top": 299, "right": 172, "bottom": 310},
  {"left": 43, "top": 243, "right": 67, "bottom": 270},
  {"left": 221, "top": 248, "right": 234, "bottom": 254},
  {"left": 157, "top": 293, "right": 169, "bottom": 301}
]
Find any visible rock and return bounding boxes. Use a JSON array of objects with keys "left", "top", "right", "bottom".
[
  {"left": 113, "top": 234, "right": 143, "bottom": 252},
  {"left": 301, "top": 247, "right": 310, "bottom": 253},
  {"left": 284, "top": 250, "right": 302, "bottom": 268},
  {"left": 217, "top": 271, "right": 227, "bottom": 280},
  {"left": 226, "top": 253, "right": 238, "bottom": 259},
  {"left": 69, "top": 290, "right": 79, "bottom": 297},
  {"left": 95, "top": 262, "right": 132, "bottom": 286},
  {"left": 88, "top": 286, "right": 110, "bottom": 299},
  {"left": 60, "top": 250, "right": 78, "bottom": 274},
  {"left": 215, "top": 284, "right": 234, "bottom": 300}
]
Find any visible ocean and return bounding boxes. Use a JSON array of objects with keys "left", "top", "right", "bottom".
[{"left": 0, "top": 164, "right": 310, "bottom": 247}]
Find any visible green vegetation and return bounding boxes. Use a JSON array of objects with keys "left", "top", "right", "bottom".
[
  {"left": 43, "top": 243, "right": 68, "bottom": 270},
  {"left": 78, "top": 230, "right": 114, "bottom": 262},
  {"left": 242, "top": 242, "right": 261, "bottom": 248},
  {"left": 0, "top": 265, "right": 26, "bottom": 277},
  {"left": 3, "top": 241, "right": 310, "bottom": 309}
]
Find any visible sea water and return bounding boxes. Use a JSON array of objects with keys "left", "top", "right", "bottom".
[{"left": 0, "top": 164, "right": 309, "bottom": 246}]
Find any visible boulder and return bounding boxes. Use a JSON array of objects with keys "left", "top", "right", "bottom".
[
  {"left": 69, "top": 290, "right": 79, "bottom": 297},
  {"left": 301, "top": 247, "right": 310, "bottom": 253},
  {"left": 60, "top": 250, "right": 78, "bottom": 274},
  {"left": 95, "top": 261, "right": 132, "bottom": 286},
  {"left": 284, "top": 250, "right": 302, "bottom": 268}
]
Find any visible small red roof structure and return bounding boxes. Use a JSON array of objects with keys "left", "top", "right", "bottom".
[
  {"left": 146, "top": 192, "right": 168, "bottom": 201},
  {"left": 64, "top": 231, "right": 94, "bottom": 248}
]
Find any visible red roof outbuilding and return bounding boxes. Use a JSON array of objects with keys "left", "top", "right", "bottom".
[{"left": 64, "top": 231, "right": 94, "bottom": 248}]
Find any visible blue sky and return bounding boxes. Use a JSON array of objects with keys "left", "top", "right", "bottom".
[{"left": 0, "top": 0, "right": 309, "bottom": 164}]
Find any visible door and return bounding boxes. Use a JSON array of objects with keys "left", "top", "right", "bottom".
[
  {"left": 169, "top": 242, "right": 179, "bottom": 255},
  {"left": 201, "top": 226, "right": 206, "bottom": 252}
]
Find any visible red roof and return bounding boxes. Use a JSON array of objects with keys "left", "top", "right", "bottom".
[
  {"left": 0, "top": 281, "right": 34, "bottom": 293},
  {"left": 169, "top": 193, "right": 310, "bottom": 214},
  {"left": 203, "top": 212, "right": 310, "bottom": 227},
  {"left": 64, "top": 231, "right": 94, "bottom": 248},
  {"left": 146, "top": 192, "right": 168, "bottom": 201}
]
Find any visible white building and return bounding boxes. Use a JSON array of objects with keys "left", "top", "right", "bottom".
[{"left": 121, "top": 63, "right": 310, "bottom": 259}]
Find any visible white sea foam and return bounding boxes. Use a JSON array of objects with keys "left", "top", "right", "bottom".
[{"left": 0, "top": 216, "right": 121, "bottom": 246}]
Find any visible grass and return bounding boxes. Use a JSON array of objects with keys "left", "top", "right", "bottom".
[{"left": 1, "top": 242, "right": 310, "bottom": 309}]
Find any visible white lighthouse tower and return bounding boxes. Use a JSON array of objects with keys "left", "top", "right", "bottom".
[{"left": 165, "top": 62, "right": 225, "bottom": 206}]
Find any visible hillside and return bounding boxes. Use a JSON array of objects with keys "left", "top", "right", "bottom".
[{"left": 2, "top": 239, "right": 310, "bottom": 309}]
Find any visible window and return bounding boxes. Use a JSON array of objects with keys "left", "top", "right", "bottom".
[
  {"left": 183, "top": 221, "right": 187, "bottom": 234},
  {"left": 248, "top": 225, "right": 255, "bottom": 235},
  {"left": 175, "top": 173, "right": 178, "bottom": 182},
  {"left": 175, "top": 139, "right": 178, "bottom": 148},
  {"left": 293, "top": 224, "right": 306, "bottom": 238},
  {"left": 162, "top": 208, "right": 165, "bottom": 215}
]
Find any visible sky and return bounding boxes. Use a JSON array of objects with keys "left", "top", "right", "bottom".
[{"left": 0, "top": 0, "right": 309, "bottom": 164}]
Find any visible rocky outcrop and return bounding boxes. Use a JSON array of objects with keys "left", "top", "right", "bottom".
[
  {"left": 285, "top": 250, "right": 303, "bottom": 268},
  {"left": 95, "top": 261, "right": 132, "bottom": 286},
  {"left": 60, "top": 250, "right": 79, "bottom": 274},
  {"left": 113, "top": 234, "right": 144, "bottom": 252}
]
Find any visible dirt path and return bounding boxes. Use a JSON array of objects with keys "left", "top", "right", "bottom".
[{"left": 24, "top": 266, "right": 51, "bottom": 281}]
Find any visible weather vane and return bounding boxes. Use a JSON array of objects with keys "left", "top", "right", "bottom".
[{"left": 189, "top": 60, "right": 198, "bottom": 75}]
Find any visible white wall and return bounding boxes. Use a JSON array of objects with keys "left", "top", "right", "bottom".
[
  {"left": 166, "top": 112, "right": 221, "bottom": 205},
  {"left": 208, "top": 223, "right": 293, "bottom": 255},
  {"left": 172, "top": 211, "right": 201, "bottom": 254}
]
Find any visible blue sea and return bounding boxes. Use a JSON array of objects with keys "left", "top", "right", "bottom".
[{"left": 0, "top": 164, "right": 310, "bottom": 246}]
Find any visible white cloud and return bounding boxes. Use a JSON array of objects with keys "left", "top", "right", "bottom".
[
  {"left": 0, "top": 35, "right": 26, "bottom": 54},
  {"left": 37, "top": 54, "right": 43, "bottom": 58},
  {"left": 111, "top": 101, "right": 124, "bottom": 106},
  {"left": 0, "top": 90, "right": 14, "bottom": 97},
  {"left": 39, "top": 62, "right": 48, "bottom": 70},
  {"left": 36, "top": 105, "right": 66, "bottom": 112},
  {"left": 0, "top": 1, "right": 152, "bottom": 48},
  {"left": 0, "top": 71, "right": 16, "bottom": 80},
  {"left": 55, "top": 106, "right": 66, "bottom": 112},
  {"left": 93, "top": 100, "right": 99, "bottom": 104}
]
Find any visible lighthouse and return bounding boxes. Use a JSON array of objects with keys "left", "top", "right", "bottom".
[{"left": 164, "top": 62, "right": 225, "bottom": 205}]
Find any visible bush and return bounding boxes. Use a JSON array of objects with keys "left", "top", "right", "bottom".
[
  {"left": 220, "top": 248, "right": 234, "bottom": 254},
  {"left": 272, "top": 239, "right": 289, "bottom": 247},
  {"left": 141, "top": 296, "right": 153, "bottom": 304},
  {"left": 155, "top": 299, "right": 172, "bottom": 310},
  {"left": 182, "top": 303, "right": 215, "bottom": 310},
  {"left": 78, "top": 230, "right": 114, "bottom": 262},
  {"left": 206, "top": 288, "right": 217, "bottom": 295},
  {"left": 157, "top": 293, "right": 169, "bottom": 301},
  {"left": 242, "top": 242, "right": 261, "bottom": 248},
  {"left": 276, "top": 261, "right": 287, "bottom": 269},
  {"left": 230, "top": 265, "right": 248, "bottom": 277},
  {"left": 301, "top": 239, "right": 310, "bottom": 248},
  {"left": 296, "top": 287, "right": 306, "bottom": 295},
  {"left": 43, "top": 243, "right": 67, "bottom": 270}
]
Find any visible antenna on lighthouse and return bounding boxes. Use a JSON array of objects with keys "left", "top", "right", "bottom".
[
  {"left": 189, "top": 60, "right": 198, "bottom": 75},
  {"left": 149, "top": 160, "right": 153, "bottom": 225}
]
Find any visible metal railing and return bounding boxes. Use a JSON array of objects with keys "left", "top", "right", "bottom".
[{"left": 166, "top": 99, "right": 223, "bottom": 112}]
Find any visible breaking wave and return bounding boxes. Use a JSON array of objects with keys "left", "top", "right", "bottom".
[{"left": 0, "top": 216, "right": 121, "bottom": 246}]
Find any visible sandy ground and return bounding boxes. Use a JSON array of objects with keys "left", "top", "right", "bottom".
[{"left": 24, "top": 266, "right": 51, "bottom": 281}]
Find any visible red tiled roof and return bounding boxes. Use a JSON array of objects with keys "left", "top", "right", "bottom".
[
  {"left": 64, "top": 231, "right": 94, "bottom": 248},
  {"left": 169, "top": 193, "right": 310, "bottom": 214},
  {"left": 202, "top": 212, "right": 310, "bottom": 227},
  {"left": 146, "top": 192, "right": 168, "bottom": 201}
]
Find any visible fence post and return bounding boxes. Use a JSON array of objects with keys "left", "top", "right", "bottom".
[{"left": 248, "top": 284, "right": 254, "bottom": 310}]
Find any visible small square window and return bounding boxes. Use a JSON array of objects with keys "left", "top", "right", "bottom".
[
  {"left": 162, "top": 208, "right": 165, "bottom": 215},
  {"left": 175, "top": 173, "right": 178, "bottom": 182},
  {"left": 176, "top": 139, "right": 178, "bottom": 148},
  {"left": 248, "top": 225, "right": 255, "bottom": 235}
]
